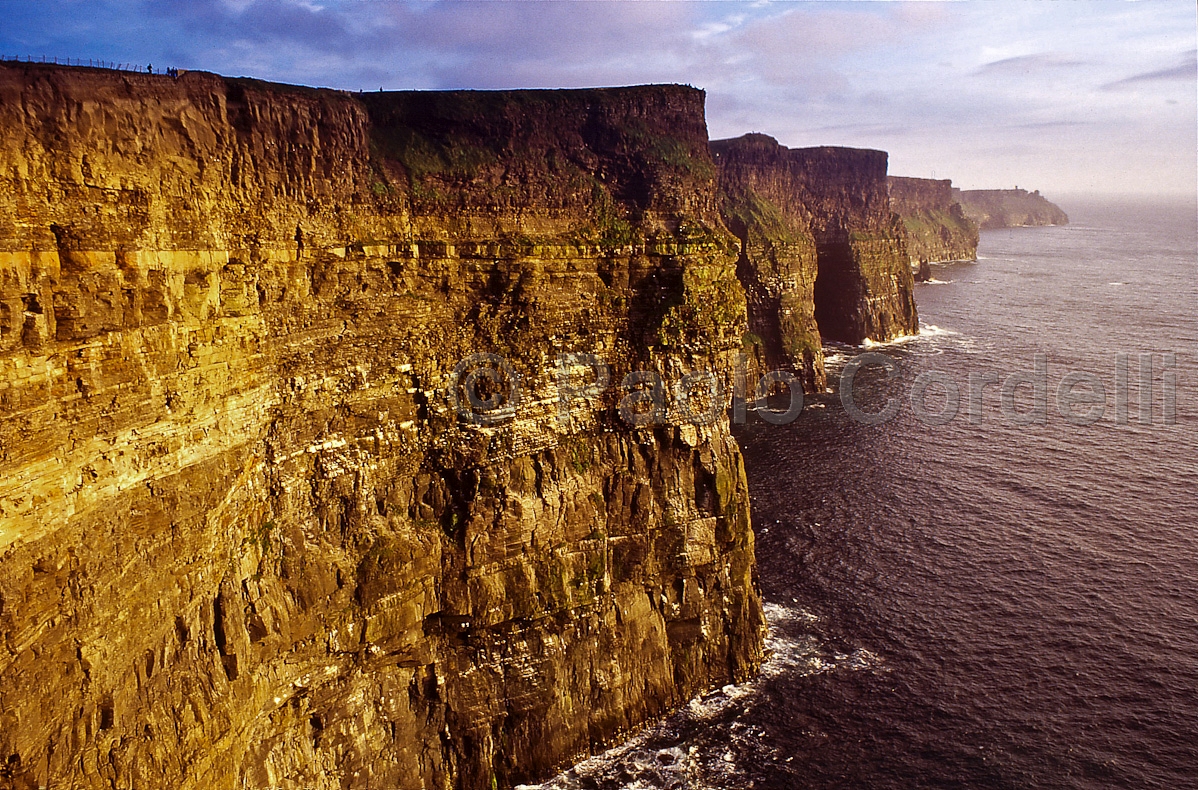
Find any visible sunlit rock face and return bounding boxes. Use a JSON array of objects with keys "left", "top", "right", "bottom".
[
  {"left": 888, "top": 176, "right": 980, "bottom": 275},
  {"left": 712, "top": 134, "right": 918, "bottom": 373},
  {"left": 0, "top": 63, "right": 933, "bottom": 790},
  {"left": 0, "top": 64, "right": 765, "bottom": 789}
]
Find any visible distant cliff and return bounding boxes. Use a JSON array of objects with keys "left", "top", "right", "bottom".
[
  {"left": 955, "top": 188, "right": 1069, "bottom": 229},
  {"left": 712, "top": 134, "right": 918, "bottom": 387},
  {"left": 888, "top": 176, "right": 978, "bottom": 276}
]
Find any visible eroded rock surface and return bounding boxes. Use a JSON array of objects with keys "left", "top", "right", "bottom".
[
  {"left": 0, "top": 63, "right": 936, "bottom": 790},
  {"left": 712, "top": 134, "right": 918, "bottom": 367},
  {"left": 0, "top": 64, "right": 763, "bottom": 789},
  {"left": 888, "top": 176, "right": 979, "bottom": 274}
]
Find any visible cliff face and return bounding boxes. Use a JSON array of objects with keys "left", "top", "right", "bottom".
[
  {"left": 888, "top": 176, "right": 979, "bottom": 274},
  {"left": 955, "top": 188, "right": 1069, "bottom": 229},
  {"left": 712, "top": 134, "right": 918, "bottom": 367},
  {"left": 0, "top": 64, "right": 763, "bottom": 789}
]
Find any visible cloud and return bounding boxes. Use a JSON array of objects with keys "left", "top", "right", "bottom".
[
  {"left": 148, "top": 0, "right": 356, "bottom": 48},
  {"left": 974, "top": 53, "right": 1086, "bottom": 75},
  {"left": 0, "top": 0, "right": 1194, "bottom": 196},
  {"left": 1015, "top": 121, "right": 1090, "bottom": 130},
  {"left": 1103, "top": 50, "right": 1197, "bottom": 89}
]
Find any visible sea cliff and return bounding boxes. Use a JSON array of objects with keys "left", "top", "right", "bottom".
[
  {"left": 888, "top": 176, "right": 979, "bottom": 277},
  {"left": 0, "top": 64, "right": 768, "bottom": 789},
  {"left": 955, "top": 188, "right": 1069, "bottom": 229},
  {"left": 0, "top": 64, "right": 915, "bottom": 789},
  {"left": 713, "top": 134, "right": 918, "bottom": 388}
]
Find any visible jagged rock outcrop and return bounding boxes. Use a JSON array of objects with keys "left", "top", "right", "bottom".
[
  {"left": 955, "top": 188, "right": 1069, "bottom": 229},
  {"left": 0, "top": 64, "right": 765, "bottom": 789},
  {"left": 888, "top": 176, "right": 979, "bottom": 277},
  {"left": 712, "top": 134, "right": 918, "bottom": 370}
]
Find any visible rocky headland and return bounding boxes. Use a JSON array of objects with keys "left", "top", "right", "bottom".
[
  {"left": 888, "top": 176, "right": 979, "bottom": 279},
  {"left": 714, "top": 134, "right": 918, "bottom": 387},
  {"left": 955, "top": 187, "right": 1069, "bottom": 230},
  {"left": 0, "top": 63, "right": 918, "bottom": 789}
]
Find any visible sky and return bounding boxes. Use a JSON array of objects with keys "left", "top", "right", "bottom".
[{"left": 1, "top": 0, "right": 1195, "bottom": 198}]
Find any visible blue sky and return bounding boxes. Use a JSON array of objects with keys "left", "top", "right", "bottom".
[{"left": 1, "top": 0, "right": 1194, "bottom": 197}]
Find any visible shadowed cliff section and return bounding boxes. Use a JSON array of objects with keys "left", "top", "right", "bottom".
[
  {"left": 712, "top": 134, "right": 918, "bottom": 372},
  {"left": 955, "top": 188, "right": 1069, "bottom": 230},
  {"left": 356, "top": 86, "right": 719, "bottom": 232},
  {"left": 888, "top": 176, "right": 979, "bottom": 279},
  {"left": 0, "top": 63, "right": 762, "bottom": 790}
]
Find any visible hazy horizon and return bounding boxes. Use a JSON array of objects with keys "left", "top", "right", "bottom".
[{"left": 2, "top": 0, "right": 1194, "bottom": 199}]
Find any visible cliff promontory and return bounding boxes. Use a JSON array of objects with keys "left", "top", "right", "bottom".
[
  {"left": 955, "top": 188, "right": 1069, "bottom": 229},
  {"left": 888, "top": 176, "right": 979, "bottom": 277},
  {"left": 0, "top": 64, "right": 765, "bottom": 789},
  {"left": 712, "top": 134, "right": 918, "bottom": 387},
  {"left": 0, "top": 63, "right": 932, "bottom": 790}
]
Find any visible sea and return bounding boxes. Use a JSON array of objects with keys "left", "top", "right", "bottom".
[{"left": 525, "top": 198, "right": 1198, "bottom": 790}]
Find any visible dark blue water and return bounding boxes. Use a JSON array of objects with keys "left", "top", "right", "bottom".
[{"left": 530, "top": 199, "right": 1198, "bottom": 790}]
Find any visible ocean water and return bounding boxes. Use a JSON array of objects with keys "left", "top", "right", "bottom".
[{"left": 527, "top": 199, "right": 1198, "bottom": 790}]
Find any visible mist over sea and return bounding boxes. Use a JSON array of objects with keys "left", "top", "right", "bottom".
[{"left": 528, "top": 197, "right": 1198, "bottom": 789}]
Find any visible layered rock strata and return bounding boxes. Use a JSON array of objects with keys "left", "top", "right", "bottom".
[
  {"left": 712, "top": 134, "right": 918, "bottom": 382},
  {"left": 888, "top": 176, "right": 979, "bottom": 278},
  {"left": 0, "top": 65, "right": 764, "bottom": 789},
  {"left": 955, "top": 188, "right": 1069, "bottom": 229}
]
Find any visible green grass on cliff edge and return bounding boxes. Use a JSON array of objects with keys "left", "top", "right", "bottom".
[
  {"left": 722, "top": 189, "right": 807, "bottom": 244},
  {"left": 901, "top": 209, "right": 974, "bottom": 239}
]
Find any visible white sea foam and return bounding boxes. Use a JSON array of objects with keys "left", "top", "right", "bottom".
[
  {"left": 919, "top": 278, "right": 954, "bottom": 285},
  {"left": 823, "top": 351, "right": 849, "bottom": 364},
  {"left": 521, "top": 603, "right": 881, "bottom": 789},
  {"left": 861, "top": 323, "right": 956, "bottom": 349},
  {"left": 919, "top": 324, "right": 960, "bottom": 338}
]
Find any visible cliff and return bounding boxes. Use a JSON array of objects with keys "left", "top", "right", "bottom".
[
  {"left": 712, "top": 134, "right": 918, "bottom": 373},
  {"left": 0, "top": 64, "right": 764, "bottom": 789},
  {"left": 888, "top": 176, "right": 978, "bottom": 277},
  {"left": 954, "top": 188, "right": 1069, "bottom": 229}
]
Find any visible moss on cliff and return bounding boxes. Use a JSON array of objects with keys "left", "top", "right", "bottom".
[
  {"left": 713, "top": 134, "right": 918, "bottom": 383},
  {"left": 357, "top": 85, "right": 722, "bottom": 236},
  {"left": 888, "top": 176, "right": 979, "bottom": 268}
]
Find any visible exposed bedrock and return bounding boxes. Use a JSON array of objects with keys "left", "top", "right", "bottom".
[
  {"left": 712, "top": 134, "right": 918, "bottom": 365},
  {"left": 888, "top": 176, "right": 979, "bottom": 273},
  {"left": 0, "top": 63, "right": 934, "bottom": 790},
  {"left": 0, "top": 64, "right": 764, "bottom": 789},
  {"left": 954, "top": 187, "right": 1069, "bottom": 230}
]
